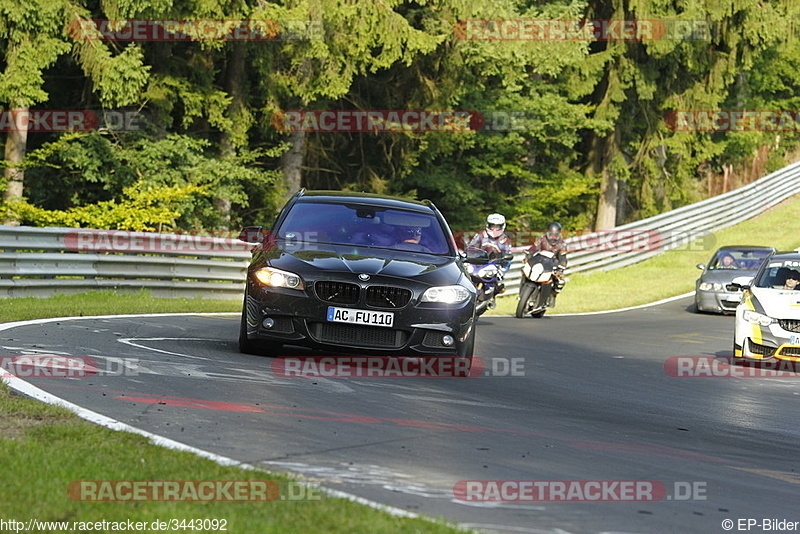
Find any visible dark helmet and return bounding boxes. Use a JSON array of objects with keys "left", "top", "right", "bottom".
[{"left": 546, "top": 222, "right": 562, "bottom": 245}]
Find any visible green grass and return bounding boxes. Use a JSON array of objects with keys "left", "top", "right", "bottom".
[
  {"left": 1, "top": 290, "right": 240, "bottom": 323},
  {"left": 490, "top": 194, "right": 800, "bottom": 315}
]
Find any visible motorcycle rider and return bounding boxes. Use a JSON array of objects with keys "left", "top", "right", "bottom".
[
  {"left": 468, "top": 213, "right": 513, "bottom": 272},
  {"left": 527, "top": 222, "right": 568, "bottom": 305}
]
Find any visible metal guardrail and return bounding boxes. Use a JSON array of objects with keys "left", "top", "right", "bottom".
[
  {"left": 0, "top": 227, "right": 250, "bottom": 299},
  {"left": 502, "top": 160, "right": 800, "bottom": 295},
  {"left": 2, "top": 160, "right": 799, "bottom": 299}
]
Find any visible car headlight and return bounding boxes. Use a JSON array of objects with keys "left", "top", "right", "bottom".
[
  {"left": 698, "top": 282, "right": 724, "bottom": 291},
  {"left": 420, "top": 285, "right": 471, "bottom": 304},
  {"left": 253, "top": 267, "right": 304, "bottom": 290},
  {"left": 742, "top": 310, "right": 774, "bottom": 327}
]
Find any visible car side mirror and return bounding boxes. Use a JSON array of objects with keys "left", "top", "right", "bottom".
[
  {"left": 696, "top": 263, "right": 706, "bottom": 270},
  {"left": 730, "top": 275, "right": 753, "bottom": 290},
  {"left": 238, "top": 226, "right": 265, "bottom": 243}
]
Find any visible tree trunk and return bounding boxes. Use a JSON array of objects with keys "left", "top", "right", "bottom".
[
  {"left": 592, "top": 129, "right": 620, "bottom": 231},
  {"left": 216, "top": 42, "right": 247, "bottom": 230},
  {"left": 2, "top": 104, "right": 29, "bottom": 225},
  {"left": 281, "top": 130, "right": 306, "bottom": 201}
]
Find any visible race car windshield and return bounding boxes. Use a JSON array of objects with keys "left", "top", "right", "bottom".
[{"left": 754, "top": 261, "right": 800, "bottom": 289}]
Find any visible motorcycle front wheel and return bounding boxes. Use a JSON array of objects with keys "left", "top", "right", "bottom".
[{"left": 515, "top": 283, "right": 536, "bottom": 318}]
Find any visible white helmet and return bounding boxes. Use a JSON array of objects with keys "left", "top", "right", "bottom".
[{"left": 486, "top": 213, "right": 506, "bottom": 238}]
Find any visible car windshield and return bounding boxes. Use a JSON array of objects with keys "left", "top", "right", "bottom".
[
  {"left": 709, "top": 249, "right": 772, "bottom": 270},
  {"left": 276, "top": 201, "right": 452, "bottom": 255},
  {"left": 753, "top": 259, "right": 800, "bottom": 289}
]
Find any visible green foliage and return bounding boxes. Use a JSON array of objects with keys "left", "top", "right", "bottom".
[
  {"left": 3, "top": 0, "right": 800, "bottom": 236},
  {"left": 1, "top": 182, "right": 207, "bottom": 231}
]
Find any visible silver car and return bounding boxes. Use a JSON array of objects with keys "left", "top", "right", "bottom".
[{"left": 695, "top": 246, "right": 775, "bottom": 314}]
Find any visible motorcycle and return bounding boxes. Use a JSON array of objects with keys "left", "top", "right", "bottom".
[
  {"left": 515, "top": 249, "right": 564, "bottom": 318},
  {"left": 463, "top": 247, "right": 514, "bottom": 316}
]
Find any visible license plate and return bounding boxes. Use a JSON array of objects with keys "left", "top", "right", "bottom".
[{"left": 327, "top": 307, "right": 394, "bottom": 328}]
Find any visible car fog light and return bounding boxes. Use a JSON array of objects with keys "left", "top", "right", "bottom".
[
  {"left": 442, "top": 335, "right": 454, "bottom": 346},
  {"left": 262, "top": 317, "right": 275, "bottom": 329}
]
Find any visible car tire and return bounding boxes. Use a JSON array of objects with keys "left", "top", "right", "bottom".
[
  {"left": 516, "top": 283, "right": 534, "bottom": 318},
  {"left": 238, "top": 305, "right": 259, "bottom": 355},
  {"left": 456, "top": 326, "right": 476, "bottom": 374},
  {"left": 238, "top": 298, "right": 282, "bottom": 356}
]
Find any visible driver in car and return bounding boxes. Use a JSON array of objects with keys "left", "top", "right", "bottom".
[{"left": 395, "top": 226, "right": 431, "bottom": 252}]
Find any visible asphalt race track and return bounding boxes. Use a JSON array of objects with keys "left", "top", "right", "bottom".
[{"left": 3, "top": 296, "right": 800, "bottom": 533}]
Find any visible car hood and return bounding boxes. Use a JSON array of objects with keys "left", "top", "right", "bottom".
[
  {"left": 698, "top": 269, "right": 759, "bottom": 285},
  {"left": 749, "top": 287, "right": 800, "bottom": 319},
  {"left": 253, "top": 241, "right": 465, "bottom": 286}
]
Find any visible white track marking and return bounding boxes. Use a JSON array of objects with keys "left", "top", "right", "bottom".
[
  {"left": 117, "top": 337, "right": 219, "bottom": 361},
  {"left": 491, "top": 291, "right": 695, "bottom": 318}
]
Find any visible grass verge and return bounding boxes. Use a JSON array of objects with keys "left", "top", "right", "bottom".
[
  {"left": 2, "top": 290, "right": 240, "bottom": 323},
  {"left": 490, "top": 194, "right": 800, "bottom": 315}
]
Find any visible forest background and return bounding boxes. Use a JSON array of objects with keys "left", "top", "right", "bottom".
[{"left": 2, "top": 0, "right": 799, "bottom": 240}]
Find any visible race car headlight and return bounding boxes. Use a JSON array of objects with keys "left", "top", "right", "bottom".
[
  {"left": 253, "top": 267, "right": 304, "bottom": 290},
  {"left": 421, "top": 285, "right": 471, "bottom": 304},
  {"left": 742, "top": 310, "right": 774, "bottom": 327}
]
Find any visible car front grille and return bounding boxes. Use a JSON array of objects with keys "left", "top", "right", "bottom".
[
  {"left": 778, "top": 319, "right": 800, "bottom": 333},
  {"left": 365, "top": 286, "right": 412, "bottom": 308},
  {"left": 748, "top": 338, "right": 776, "bottom": 357},
  {"left": 778, "top": 346, "right": 800, "bottom": 357},
  {"left": 725, "top": 284, "right": 743, "bottom": 292},
  {"left": 308, "top": 322, "right": 407, "bottom": 348},
  {"left": 315, "top": 281, "right": 360, "bottom": 304}
]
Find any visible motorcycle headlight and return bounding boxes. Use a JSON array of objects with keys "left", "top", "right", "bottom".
[
  {"left": 477, "top": 265, "right": 499, "bottom": 278},
  {"left": 465, "top": 263, "right": 476, "bottom": 275},
  {"left": 253, "top": 267, "right": 304, "bottom": 290},
  {"left": 421, "top": 285, "right": 471, "bottom": 304},
  {"left": 742, "top": 310, "right": 774, "bottom": 327}
]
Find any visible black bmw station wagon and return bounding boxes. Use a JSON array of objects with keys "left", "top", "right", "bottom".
[{"left": 238, "top": 190, "right": 478, "bottom": 360}]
